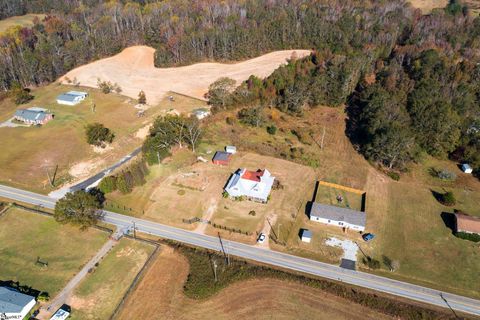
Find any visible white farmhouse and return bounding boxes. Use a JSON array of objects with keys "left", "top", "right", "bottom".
[
  {"left": 191, "top": 108, "right": 211, "bottom": 120},
  {"left": 0, "top": 287, "right": 36, "bottom": 320},
  {"left": 224, "top": 168, "right": 275, "bottom": 203},
  {"left": 309, "top": 202, "right": 366, "bottom": 232},
  {"left": 56, "top": 91, "right": 88, "bottom": 106}
]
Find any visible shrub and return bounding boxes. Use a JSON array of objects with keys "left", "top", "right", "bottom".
[
  {"left": 430, "top": 168, "right": 456, "bottom": 181},
  {"left": 226, "top": 117, "right": 234, "bottom": 125},
  {"left": 98, "top": 176, "right": 117, "bottom": 194},
  {"left": 440, "top": 191, "right": 456, "bottom": 206},
  {"left": 178, "top": 189, "right": 186, "bottom": 195},
  {"left": 248, "top": 210, "right": 256, "bottom": 216},
  {"left": 138, "top": 90, "right": 147, "bottom": 104},
  {"left": 37, "top": 292, "right": 49, "bottom": 302},
  {"left": 266, "top": 125, "right": 277, "bottom": 135},
  {"left": 387, "top": 171, "right": 400, "bottom": 181},
  {"left": 455, "top": 232, "right": 480, "bottom": 242},
  {"left": 85, "top": 123, "right": 115, "bottom": 146},
  {"left": 222, "top": 191, "right": 229, "bottom": 198},
  {"left": 116, "top": 175, "right": 131, "bottom": 194},
  {"left": 363, "top": 257, "right": 380, "bottom": 269},
  {"left": 9, "top": 83, "right": 33, "bottom": 105}
]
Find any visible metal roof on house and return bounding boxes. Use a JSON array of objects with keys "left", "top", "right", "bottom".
[
  {"left": 0, "top": 287, "right": 35, "bottom": 314},
  {"left": 301, "top": 229, "right": 312, "bottom": 238},
  {"left": 57, "top": 91, "right": 87, "bottom": 102},
  {"left": 455, "top": 213, "right": 480, "bottom": 234},
  {"left": 461, "top": 163, "right": 472, "bottom": 171},
  {"left": 213, "top": 151, "right": 231, "bottom": 161},
  {"left": 309, "top": 202, "right": 366, "bottom": 227},
  {"left": 14, "top": 109, "right": 49, "bottom": 121}
]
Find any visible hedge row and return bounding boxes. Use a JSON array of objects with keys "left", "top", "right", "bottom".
[{"left": 98, "top": 160, "right": 148, "bottom": 194}]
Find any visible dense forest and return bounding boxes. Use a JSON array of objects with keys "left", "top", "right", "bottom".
[{"left": 0, "top": 0, "right": 479, "bottom": 173}]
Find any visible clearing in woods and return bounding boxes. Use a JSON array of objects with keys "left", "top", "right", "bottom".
[
  {"left": 0, "top": 14, "right": 45, "bottom": 33},
  {"left": 116, "top": 247, "right": 393, "bottom": 320},
  {"left": 60, "top": 46, "right": 311, "bottom": 104},
  {"left": 0, "top": 207, "right": 108, "bottom": 297}
]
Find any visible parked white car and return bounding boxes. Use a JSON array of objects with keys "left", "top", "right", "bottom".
[{"left": 257, "top": 233, "right": 266, "bottom": 243}]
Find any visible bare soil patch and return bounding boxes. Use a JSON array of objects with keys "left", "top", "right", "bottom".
[
  {"left": 60, "top": 46, "right": 310, "bottom": 105},
  {"left": 117, "top": 247, "right": 393, "bottom": 320}
]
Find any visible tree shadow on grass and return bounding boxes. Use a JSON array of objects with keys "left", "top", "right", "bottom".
[
  {"left": 0, "top": 280, "right": 41, "bottom": 298},
  {"left": 430, "top": 189, "right": 445, "bottom": 204},
  {"left": 440, "top": 212, "right": 456, "bottom": 234}
]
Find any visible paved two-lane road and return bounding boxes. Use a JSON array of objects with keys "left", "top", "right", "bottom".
[{"left": 1, "top": 184, "right": 479, "bottom": 317}]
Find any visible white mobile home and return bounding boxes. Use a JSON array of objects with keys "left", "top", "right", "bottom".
[
  {"left": 309, "top": 202, "right": 366, "bottom": 232},
  {"left": 56, "top": 91, "right": 88, "bottom": 106},
  {"left": 0, "top": 287, "right": 36, "bottom": 320}
]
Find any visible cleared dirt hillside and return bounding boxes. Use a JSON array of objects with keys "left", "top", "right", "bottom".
[{"left": 60, "top": 46, "right": 310, "bottom": 104}]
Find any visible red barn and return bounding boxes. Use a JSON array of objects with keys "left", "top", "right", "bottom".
[{"left": 212, "top": 151, "right": 231, "bottom": 165}]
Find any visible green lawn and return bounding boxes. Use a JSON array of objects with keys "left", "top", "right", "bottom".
[
  {"left": 314, "top": 184, "right": 364, "bottom": 212},
  {"left": 69, "top": 238, "right": 155, "bottom": 320},
  {"left": 0, "top": 83, "right": 164, "bottom": 193},
  {"left": 0, "top": 208, "right": 108, "bottom": 296}
]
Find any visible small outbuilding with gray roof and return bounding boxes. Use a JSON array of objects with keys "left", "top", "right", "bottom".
[
  {"left": 56, "top": 91, "right": 88, "bottom": 106},
  {"left": 0, "top": 286, "right": 36, "bottom": 319},
  {"left": 212, "top": 151, "right": 232, "bottom": 166},
  {"left": 309, "top": 202, "right": 366, "bottom": 232}
]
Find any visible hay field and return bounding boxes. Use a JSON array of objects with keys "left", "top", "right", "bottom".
[
  {"left": 60, "top": 46, "right": 310, "bottom": 105},
  {"left": 116, "top": 247, "right": 393, "bottom": 320}
]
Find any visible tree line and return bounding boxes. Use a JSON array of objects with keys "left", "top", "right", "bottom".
[{"left": 0, "top": 0, "right": 410, "bottom": 90}]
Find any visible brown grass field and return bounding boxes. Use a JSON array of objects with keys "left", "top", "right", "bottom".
[
  {"left": 68, "top": 238, "right": 154, "bottom": 320},
  {"left": 408, "top": 0, "right": 480, "bottom": 13},
  {"left": 60, "top": 46, "right": 311, "bottom": 105},
  {"left": 116, "top": 247, "right": 393, "bottom": 320},
  {"left": 109, "top": 104, "right": 480, "bottom": 297},
  {"left": 0, "top": 84, "right": 170, "bottom": 193},
  {"left": 0, "top": 207, "right": 108, "bottom": 296},
  {"left": 0, "top": 14, "right": 45, "bottom": 33}
]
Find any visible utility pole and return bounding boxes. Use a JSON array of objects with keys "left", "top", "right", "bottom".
[
  {"left": 277, "top": 223, "right": 281, "bottom": 242},
  {"left": 132, "top": 221, "right": 137, "bottom": 239},
  {"left": 213, "top": 259, "right": 218, "bottom": 282},
  {"left": 320, "top": 126, "right": 326, "bottom": 150},
  {"left": 355, "top": 241, "right": 368, "bottom": 260},
  {"left": 217, "top": 232, "right": 228, "bottom": 265},
  {"left": 45, "top": 168, "right": 54, "bottom": 187},
  {"left": 267, "top": 218, "right": 278, "bottom": 240}
]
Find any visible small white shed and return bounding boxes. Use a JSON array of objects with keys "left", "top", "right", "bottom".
[
  {"left": 461, "top": 163, "right": 473, "bottom": 174},
  {"left": 301, "top": 229, "right": 312, "bottom": 243},
  {"left": 225, "top": 146, "right": 237, "bottom": 154}
]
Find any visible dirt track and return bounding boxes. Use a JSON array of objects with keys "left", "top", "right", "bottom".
[{"left": 60, "top": 46, "right": 310, "bottom": 104}]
